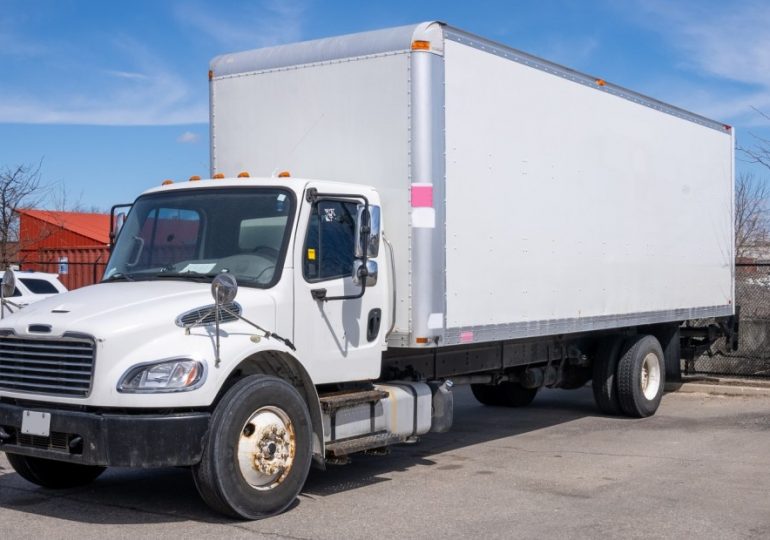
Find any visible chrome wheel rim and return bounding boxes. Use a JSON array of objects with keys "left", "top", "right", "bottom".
[
  {"left": 237, "top": 406, "right": 296, "bottom": 490},
  {"left": 641, "top": 352, "right": 661, "bottom": 400}
]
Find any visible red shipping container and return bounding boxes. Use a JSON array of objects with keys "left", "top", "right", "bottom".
[{"left": 17, "top": 210, "right": 110, "bottom": 290}]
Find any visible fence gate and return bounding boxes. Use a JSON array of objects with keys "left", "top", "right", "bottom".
[{"left": 686, "top": 263, "right": 770, "bottom": 378}]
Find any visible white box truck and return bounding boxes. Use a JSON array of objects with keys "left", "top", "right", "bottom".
[{"left": 0, "top": 22, "right": 735, "bottom": 519}]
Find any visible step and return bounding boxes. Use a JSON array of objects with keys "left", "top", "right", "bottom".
[
  {"left": 318, "top": 389, "right": 389, "bottom": 413},
  {"left": 325, "top": 431, "right": 406, "bottom": 457}
]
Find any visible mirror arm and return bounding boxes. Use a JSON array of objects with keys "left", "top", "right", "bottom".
[
  {"left": 220, "top": 306, "right": 296, "bottom": 351},
  {"left": 316, "top": 266, "right": 368, "bottom": 302}
]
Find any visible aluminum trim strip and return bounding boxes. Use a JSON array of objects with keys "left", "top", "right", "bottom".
[
  {"left": 443, "top": 27, "right": 730, "bottom": 133},
  {"left": 211, "top": 50, "right": 409, "bottom": 82},
  {"left": 210, "top": 22, "right": 433, "bottom": 77},
  {"left": 442, "top": 305, "right": 734, "bottom": 346}
]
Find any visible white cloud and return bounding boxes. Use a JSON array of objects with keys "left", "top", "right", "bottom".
[
  {"left": 0, "top": 11, "right": 47, "bottom": 58},
  {"left": 173, "top": 0, "right": 307, "bottom": 51},
  {"left": 626, "top": 0, "right": 770, "bottom": 125},
  {"left": 177, "top": 130, "right": 200, "bottom": 143},
  {"left": 540, "top": 36, "right": 600, "bottom": 69},
  {"left": 105, "top": 70, "right": 149, "bottom": 81},
  {"left": 0, "top": 1, "right": 308, "bottom": 126},
  {"left": 0, "top": 34, "right": 207, "bottom": 125}
]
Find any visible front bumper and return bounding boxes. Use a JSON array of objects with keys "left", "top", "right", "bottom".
[{"left": 0, "top": 402, "right": 210, "bottom": 467}]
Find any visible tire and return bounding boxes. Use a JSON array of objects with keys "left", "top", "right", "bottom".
[
  {"left": 616, "top": 335, "right": 665, "bottom": 418},
  {"left": 6, "top": 453, "right": 105, "bottom": 488},
  {"left": 192, "top": 375, "right": 313, "bottom": 520},
  {"left": 591, "top": 335, "right": 626, "bottom": 415},
  {"left": 470, "top": 382, "right": 538, "bottom": 407}
]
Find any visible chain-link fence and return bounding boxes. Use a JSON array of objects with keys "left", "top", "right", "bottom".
[{"left": 685, "top": 263, "right": 770, "bottom": 378}]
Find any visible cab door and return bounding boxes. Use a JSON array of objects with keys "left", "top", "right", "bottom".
[{"left": 292, "top": 188, "right": 386, "bottom": 384}]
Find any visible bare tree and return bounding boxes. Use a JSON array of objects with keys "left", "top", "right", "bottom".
[
  {"left": 735, "top": 172, "right": 769, "bottom": 258},
  {"left": 0, "top": 161, "right": 49, "bottom": 268},
  {"left": 740, "top": 107, "right": 770, "bottom": 171}
]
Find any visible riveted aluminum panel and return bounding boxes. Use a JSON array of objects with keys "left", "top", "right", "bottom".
[
  {"left": 211, "top": 53, "right": 413, "bottom": 334},
  {"left": 442, "top": 38, "right": 733, "bottom": 337}
]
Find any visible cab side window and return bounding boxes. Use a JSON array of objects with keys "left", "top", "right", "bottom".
[{"left": 303, "top": 200, "right": 358, "bottom": 281}]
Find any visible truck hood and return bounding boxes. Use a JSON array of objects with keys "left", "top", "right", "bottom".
[{"left": 1, "top": 281, "right": 276, "bottom": 339}]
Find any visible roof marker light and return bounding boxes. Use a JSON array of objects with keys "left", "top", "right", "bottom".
[
  {"left": 162, "top": 179, "right": 174, "bottom": 186},
  {"left": 237, "top": 171, "right": 250, "bottom": 178},
  {"left": 189, "top": 175, "right": 201, "bottom": 181},
  {"left": 278, "top": 171, "right": 291, "bottom": 178},
  {"left": 208, "top": 70, "right": 214, "bottom": 81},
  {"left": 213, "top": 173, "right": 225, "bottom": 179},
  {"left": 412, "top": 40, "right": 431, "bottom": 51},
  {"left": 595, "top": 79, "right": 607, "bottom": 87}
]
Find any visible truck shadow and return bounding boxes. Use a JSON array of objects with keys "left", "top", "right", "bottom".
[
  {"left": 302, "top": 385, "right": 601, "bottom": 497},
  {"left": 0, "top": 386, "right": 607, "bottom": 525}
]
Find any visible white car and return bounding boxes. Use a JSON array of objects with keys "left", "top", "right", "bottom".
[{"left": 0, "top": 270, "right": 67, "bottom": 307}]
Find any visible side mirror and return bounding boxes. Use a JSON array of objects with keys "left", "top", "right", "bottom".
[
  {"left": 115, "top": 212, "right": 126, "bottom": 234},
  {"left": 354, "top": 204, "right": 380, "bottom": 258},
  {"left": 110, "top": 203, "right": 132, "bottom": 250},
  {"left": 1, "top": 268, "right": 15, "bottom": 298},
  {"left": 353, "top": 260, "right": 378, "bottom": 287}
]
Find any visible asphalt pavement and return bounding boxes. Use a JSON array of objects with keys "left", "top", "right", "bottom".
[{"left": 2, "top": 386, "right": 769, "bottom": 539}]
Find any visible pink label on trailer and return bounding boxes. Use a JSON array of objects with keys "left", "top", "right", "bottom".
[
  {"left": 411, "top": 184, "right": 433, "bottom": 207},
  {"left": 459, "top": 331, "right": 474, "bottom": 343}
]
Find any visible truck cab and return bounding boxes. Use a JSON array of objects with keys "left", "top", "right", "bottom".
[{"left": 0, "top": 176, "right": 403, "bottom": 518}]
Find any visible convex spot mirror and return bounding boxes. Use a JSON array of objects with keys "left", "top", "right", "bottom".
[
  {"left": 212, "top": 273, "right": 238, "bottom": 304},
  {"left": 1, "top": 268, "right": 15, "bottom": 298},
  {"left": 353, "top": 260, "right": 378, "bottom": 287},
  {"left": 354, "top": 204, "right": 380, "bottom": 259}
]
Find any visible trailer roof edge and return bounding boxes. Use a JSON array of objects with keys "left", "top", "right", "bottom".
[
  {"left": 209, "top": 21, "right": 443, "bottom": 77},
  {"left": 209, "top": 21, "right": 729, "bottom": 133}
]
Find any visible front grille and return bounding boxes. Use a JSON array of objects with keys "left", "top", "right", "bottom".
[
  {"left": 0, "top": 335, "right": 96, "bottom": 397},
  {"left": 17, "top": 431, "right": 70, "bottom": 452},
  {"left": 176, "top": 302, "right": 241, "bottom": 327}
]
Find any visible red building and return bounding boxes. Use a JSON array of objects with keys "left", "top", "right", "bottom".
[{"left": 17, "top": 209, "right": 111, "bottom": 290}]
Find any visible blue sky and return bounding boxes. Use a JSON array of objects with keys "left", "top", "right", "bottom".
[{"left": 1, "top": 0, "right": 769, "bottom": 210}]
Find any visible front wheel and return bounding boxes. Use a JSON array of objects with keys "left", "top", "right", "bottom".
[
  {"left": 192, "top": 375, "right": 313, "bottom": 520},
  {"left": 6, "top": 453, "right": 105, "bottom": 488}
]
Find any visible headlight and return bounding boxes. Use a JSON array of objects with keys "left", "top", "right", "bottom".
[{"left": 118, "top": 359, "right": 206, "bottom": 393}]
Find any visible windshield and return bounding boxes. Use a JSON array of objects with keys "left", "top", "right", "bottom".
[{"left": 104, "top": 187, "right": 295, "bottom": 288}]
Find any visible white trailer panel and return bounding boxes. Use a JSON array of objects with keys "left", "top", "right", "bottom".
[
  {"left": 211, "top": 49, "right": 414, "bottom": 335},
  {"left": 442, "top": 36, "right": 734, "bottom": 337},
  {"left": 210, "top": 22, "right": 734, "bottom": 348}
]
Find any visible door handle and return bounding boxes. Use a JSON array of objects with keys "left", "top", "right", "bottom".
[{"left": 367, "top": 308, "right": 382, "bottom": 342}]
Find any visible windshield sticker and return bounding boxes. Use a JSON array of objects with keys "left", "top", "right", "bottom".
[
  {"left": 323, "top": 207, "right": 337, "bottom": 222},
  {"left": 181, "top": 263, "right": 216, "bottom": 274}
]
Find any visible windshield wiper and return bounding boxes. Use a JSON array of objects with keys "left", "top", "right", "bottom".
[
  {"left": 153, "top": 271, "right": 217, "bottom": 282},
  {"left": 103, "top": 272, "right": 134, "bottom": 282}
]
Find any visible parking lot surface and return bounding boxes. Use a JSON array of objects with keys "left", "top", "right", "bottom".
[{"left": 2, "top": 386, "right": 769, "bottom": 539}]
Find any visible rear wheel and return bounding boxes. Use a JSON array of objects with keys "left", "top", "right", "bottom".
[
  {"left": 6, "top": 454, "right": 105, "bottom": 488},
  {"left": 592, "top": 335, "right": 626, "bottom": 415},
  {"left": 470, "top": 382, "right": 538, "bottom": 407},
  {"left": 616, "top": 335, "right": 665, "bottom": 418},
  {"left": 192, "top": 375, "right": 312, "bottom": 520}
]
